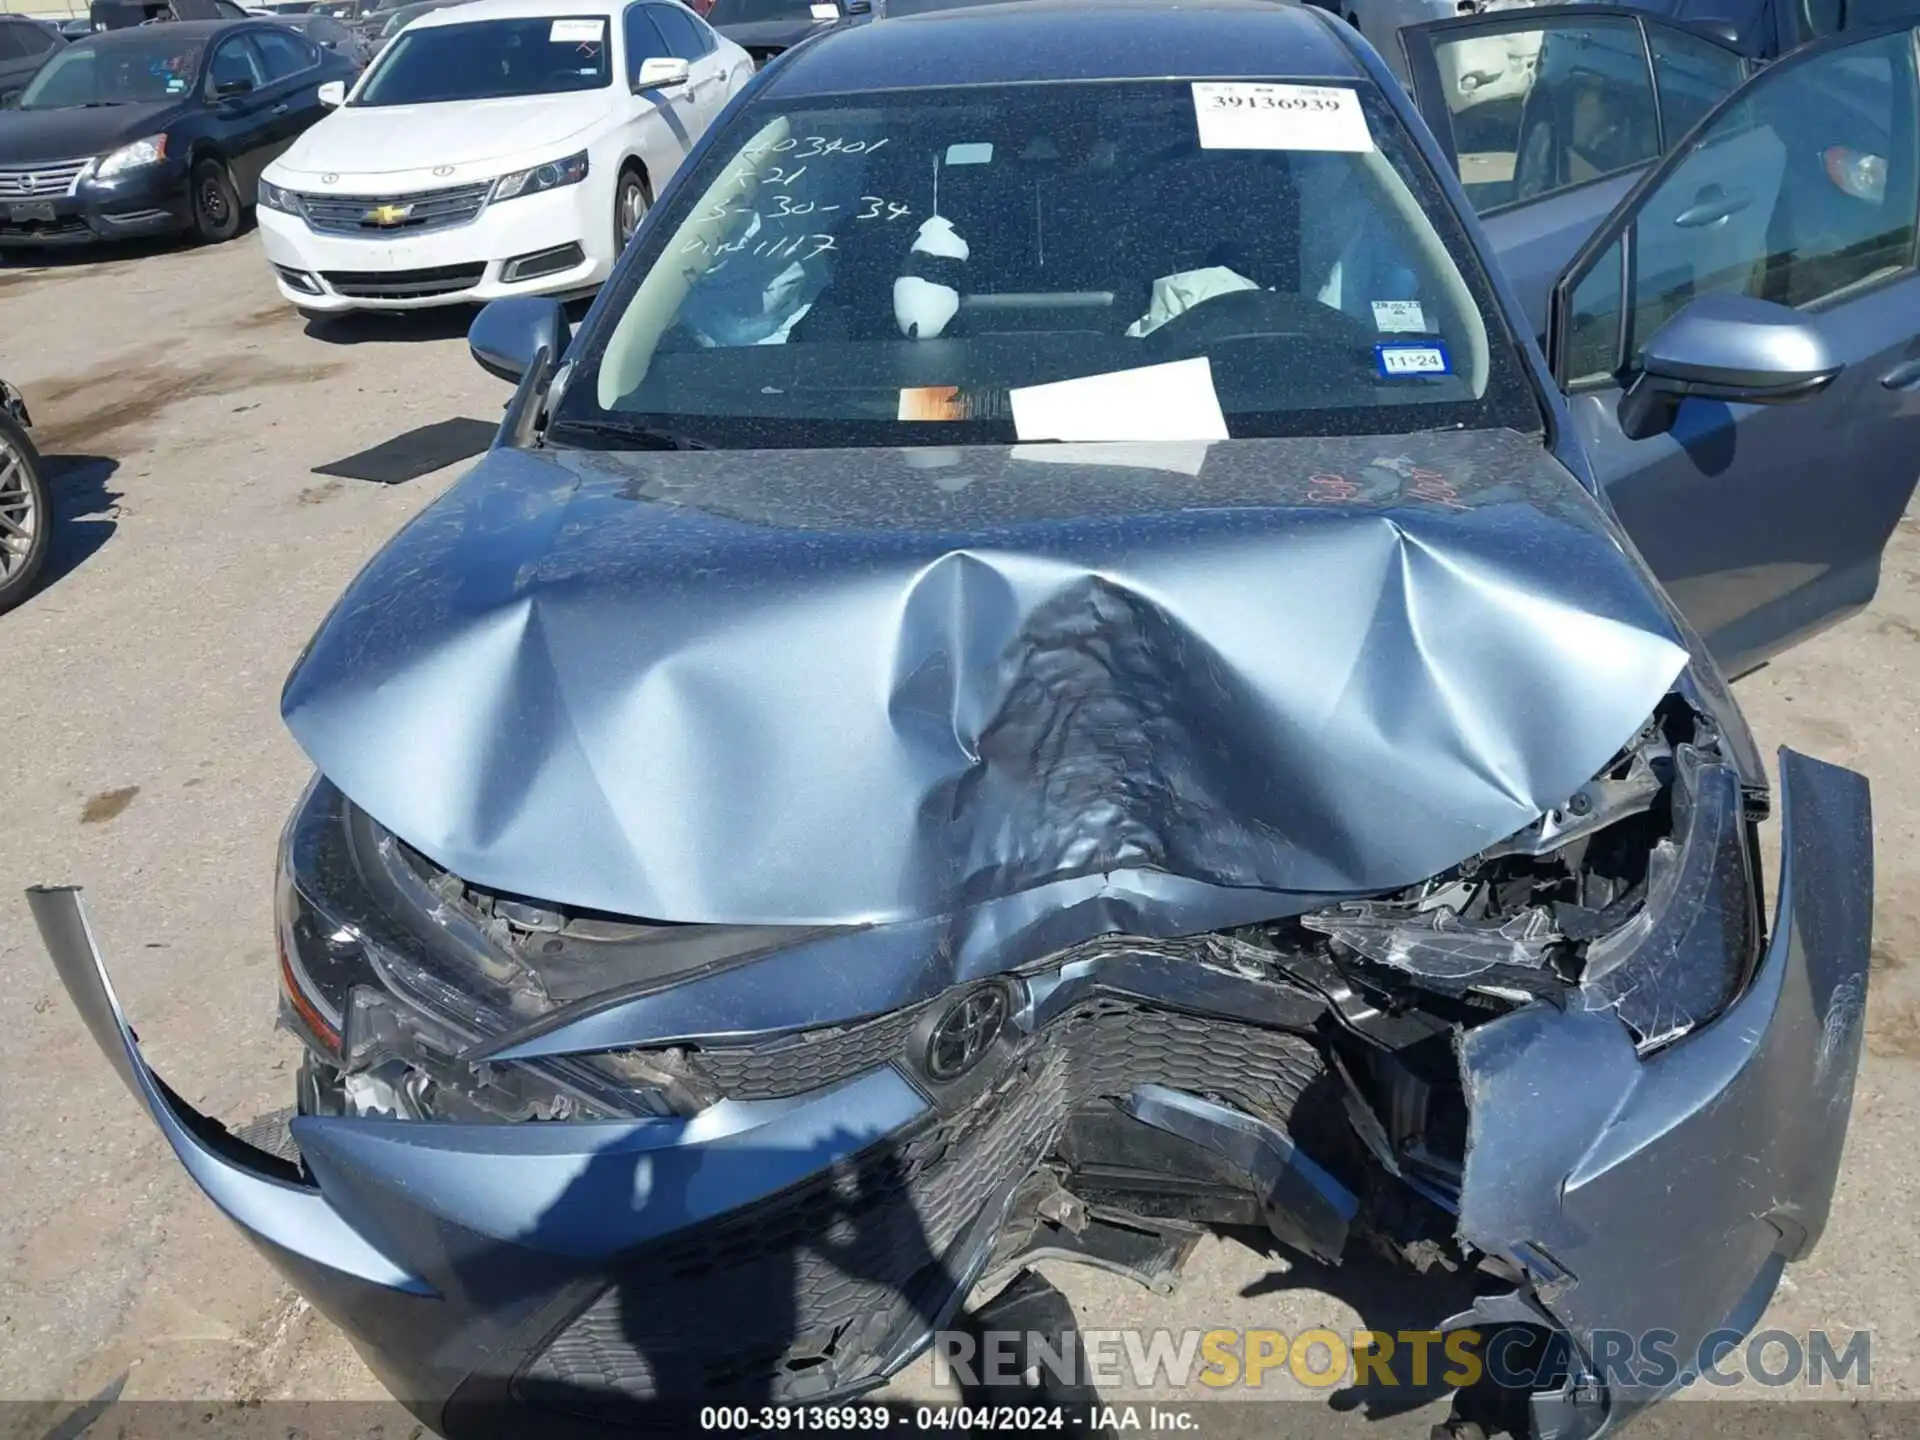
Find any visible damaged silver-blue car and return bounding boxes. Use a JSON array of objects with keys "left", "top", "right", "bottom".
[{"left": 32, "top": 2, "right": 1912, "bottom": 1436}]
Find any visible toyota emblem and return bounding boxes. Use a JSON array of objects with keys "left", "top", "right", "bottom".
[
  {"left": 321, "top": 173, "right": 339, "bottom": 184},
  {"left": 923, "top": 985, "right": 1008, "bottom": 1082},
  {"left": 432, "top": 165, "right": 455, "bottom": 177}
]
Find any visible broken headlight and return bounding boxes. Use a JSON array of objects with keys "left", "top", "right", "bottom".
[
  {"left": 1302, "top": 696, "right": 1762, "bottom": 1053},
  {"left": 275, "top": 777, "right": 690, "bottom": 1121}
]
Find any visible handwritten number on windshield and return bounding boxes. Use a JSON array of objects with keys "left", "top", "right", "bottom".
[
  {"left": 742, "top": 135, "right": 890, "bottom": 161},
  {"left": 855, "top": 196, "right": 912, "bottom": 222}
]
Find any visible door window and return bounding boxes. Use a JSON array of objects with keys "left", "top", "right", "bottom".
[
  {"left": 1648, "top": 25, "right": 1746, "bottom": 139},
  {"left": 17, "top": 22, "right": 57, "bottom": 56},
  {"left": 647, "top": 2, "right": 705, "bottom": 59},
  {"left": 624, "top": 2, "right": 671, "bottom": 74},
  {"left": 207, "top": 34, "right": 267, "bottom": 94},
  {"left": 252, "top": 27, "right": 318, "bottom": 80},
  {"left": 1428, "top": 15, "right": 1661, "bottom": 212},
  {"left": 0, "top": 24, "right": 28, "bottom": 62},
  {"left": 1557, "top": 26, "right": 1920, "bottom": 384}
]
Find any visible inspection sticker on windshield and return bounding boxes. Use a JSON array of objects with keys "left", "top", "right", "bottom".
[
  {"left": 1192, "top": 83, "right": 1373, "bottom": 153},
  {"left": 1371, "top": 300, "right": 1427, "bottom": 333},
  {"left": 549, "top": 18, "right": 604, "bottom": 42},
  {"left": 1375, "top": 342, "right": 1451, "bottom": 378}
]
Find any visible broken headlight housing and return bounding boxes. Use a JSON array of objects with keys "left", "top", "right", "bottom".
[
  {"left": 275, "top": 777, "right": 708, "bottom": 1122},
  {"left": 1301, "top": 695, "right": 1763, "bottom": 1053}
]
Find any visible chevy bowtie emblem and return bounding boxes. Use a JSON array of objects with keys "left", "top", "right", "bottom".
[{"left": 366, "top": 202, "right": 413, "bottom": 226}]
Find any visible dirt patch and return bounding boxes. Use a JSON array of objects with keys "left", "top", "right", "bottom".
[
  {"left": 1868, "top": 996, "right": 1920, "bottom": 1060},
  {"left": 80, "top": 785, "right": 140, "bottom": 824},
  {"left": 1874, "top": 615, "right": 1920, "bottom": 645},
  {"left": 297, "top": 480, "right": 344, "bottom": 506},
  {"left": 29, "top": 351, "right": 345, "bottom": 455},
  {"left": 1872, "top": 938, "right": 1907, "bottom": 973}
]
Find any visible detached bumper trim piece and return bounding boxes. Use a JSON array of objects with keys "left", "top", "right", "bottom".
[{"left": 27, "top": 886, "right": 432, "bottom": 1295}]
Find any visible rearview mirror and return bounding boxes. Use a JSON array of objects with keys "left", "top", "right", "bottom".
[
  {"left": 469, "top": 295, "right": 571, "bottom": 384},
  {"left": 636, "top": 56, "right": 690, "bottom": 90},
  {"left": 1617, "top": 293, "right": 1842, "bottom": 441},
  {"left": 317, "top": 79, "right": 345, "bottom": 106}
]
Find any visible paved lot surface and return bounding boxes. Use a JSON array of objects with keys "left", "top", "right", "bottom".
[{"left": 1, "top": 231, "right": 1916, "bottom": 1437}]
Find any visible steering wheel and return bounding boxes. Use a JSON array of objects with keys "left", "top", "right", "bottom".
[{"left": 1140, "top": 286, "right": 1375, "bottom": 355}]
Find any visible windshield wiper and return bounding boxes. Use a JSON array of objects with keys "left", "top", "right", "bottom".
[{"left": 548, "top": 417, "right": 714, "bottom": 451}]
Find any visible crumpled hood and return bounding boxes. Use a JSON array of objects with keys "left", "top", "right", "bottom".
[
  {"left": 281, "top": 432, "right": 1689, "bottom": 926},
  {"left": 273, "top": 94, "right": 605, "bottom": 178}
]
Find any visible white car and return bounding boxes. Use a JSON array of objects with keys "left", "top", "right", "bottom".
[{"left": 255, "top": 0, "right": 751, "bottom": 313}]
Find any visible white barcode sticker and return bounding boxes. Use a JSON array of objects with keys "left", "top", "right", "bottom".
[
  {"left": 549, "top": 18, "right": 604, "bottom": 42},
  {"left": 1372, "top": 299, "right": 1428, "bottom": 333},
  {"left": 1192, "top": 82, "right": 1373, "bottom": 152}
]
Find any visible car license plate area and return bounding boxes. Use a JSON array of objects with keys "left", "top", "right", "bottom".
[{"left": 7, "top": 201, "right": 56, "bottom": 223}]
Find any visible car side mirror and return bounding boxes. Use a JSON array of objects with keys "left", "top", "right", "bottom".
[
  {"left": 317, "top": 78, "right": 345, "bottom": 105},
  {"left": 215, "top": 76, "right": 255, "bottom": 97},
  {"left": 469, "top": 295, "right": 571, "bottom": 384},
  {"left": 1617, "top": 293, "right": 1841, "bottom": 441},
  {"left": 636, "top": 56, "right": 689, "bottom": 90}
]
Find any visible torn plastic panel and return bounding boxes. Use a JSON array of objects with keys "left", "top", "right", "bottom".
[
  {"left": 281, "top": 431, "right": 1688, "bottom": 928},
  {"left": 1301, "top": 693, "right": 1761, "bottom": 1050},
  {"left": 1442, "top": 750, "right": 1871, "bottom": 1440}
]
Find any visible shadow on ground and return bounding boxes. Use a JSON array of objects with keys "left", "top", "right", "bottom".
[{"left": 36, "top": 454, "right": 121, "bottom": 593}]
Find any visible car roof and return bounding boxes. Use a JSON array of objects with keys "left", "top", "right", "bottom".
[
  {"left": 411, "top": 0, "right": 621, "bottom": 25},
  {"left": 71, "top": 18, "right": 262, "bottom": 44},
  {"left": 767, "top": 0, "right": 1368, "bottom": 96}
]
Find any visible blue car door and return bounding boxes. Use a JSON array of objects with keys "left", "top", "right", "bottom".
[
  {"left": 1399, "top": 6, "right": 1750, "bottom": 338},
  {"left": 1545, "top": 22, "right": 1920, "bottom": 675}
]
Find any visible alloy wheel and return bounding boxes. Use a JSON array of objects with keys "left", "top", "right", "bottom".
[
  {"left": 618, "top": 178, "right": 649, "bottom": 245},
  {"left": 0, "top": 432, "right": 38, "bottom": 582}
]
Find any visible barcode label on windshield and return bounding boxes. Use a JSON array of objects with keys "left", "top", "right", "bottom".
[{"left": 1192, "top": 83, "right": 1373, "bottom": 153}]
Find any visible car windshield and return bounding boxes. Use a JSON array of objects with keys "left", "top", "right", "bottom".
[
  {"left": 16, "top": 35, "right": 202, "bottom": 108},
  {"left": 557, "top": 79, "right": 1542, "bottom": 449},
  {"left": 357, "top": 13, "right": 610, "bottom": 97},
  {"left": 708, "top": 0, "right": 829, "bottom": 24}
]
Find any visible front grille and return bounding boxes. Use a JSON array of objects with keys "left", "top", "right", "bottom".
[
  {"left": 519, "top": 998, "right": 1322, "bottom": 1411},
  {"left": 683, "top": 1005, "right": 929, "bottom": 1100},
  {"left": 0, "top": 216, "right": 89, "bottom": 240},
  {"left": 320, "top": 263, "right": 486, "bottom": 299},
  {"left": 0, "top": 159, "right": 90, "bottom": 198},
  {"left": 293, "top": 181, "right": 491, "bottom": 237}
]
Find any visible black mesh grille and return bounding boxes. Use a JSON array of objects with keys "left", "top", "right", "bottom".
[
  {"left": 683, "top": 1006, "right": 928, "bottom": 1100},
  {"left": 517, "top": 998, "right": 1320, "bottom": 1413}
]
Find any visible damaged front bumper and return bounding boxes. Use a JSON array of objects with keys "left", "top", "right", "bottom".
[{"left": 28, "top": 749, "right": 1871, "bottom": 1439}]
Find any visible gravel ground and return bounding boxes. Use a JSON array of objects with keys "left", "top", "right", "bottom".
[{"left": 0, "top": 230, "right": 1914, "bottom": 1437}]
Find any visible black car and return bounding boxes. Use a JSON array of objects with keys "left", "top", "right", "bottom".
[
  {"left": 0, "top": 14, "right": 65, "bottom": 109},
  {"left": 0, "top": 20, "right": 357, "bottom": 251},
  {"left": 706, "top": 0, "right": 844, "bottom": 64}
]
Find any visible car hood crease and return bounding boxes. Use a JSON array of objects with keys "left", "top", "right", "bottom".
[{"left": 280, "top": 431, "right": 1690, "bottom": 926}]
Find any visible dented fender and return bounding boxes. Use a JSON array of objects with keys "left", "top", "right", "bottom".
[{"left": 1452, "top": 748, "right": 1871, "bottom": 1435}]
